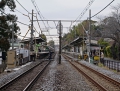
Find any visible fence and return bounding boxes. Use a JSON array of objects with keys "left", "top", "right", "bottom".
[{"left": 104, "top": 59, "right": 120, "bottom": 72}]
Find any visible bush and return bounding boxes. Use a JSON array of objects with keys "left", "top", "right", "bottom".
[{"left": 106, "top": 46, "right": 112, "bottom": 57}]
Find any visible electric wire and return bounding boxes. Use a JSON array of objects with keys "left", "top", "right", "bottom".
[
  {"left": 34, "top": 15, "right": 42, "bottom": 34},
  {"left": 91, "top": 0, "right": 115, "bottom": 18},
  {"left": 31, "top": 0, "right": 52, "bottom": 29},
  {"left": 0, "top": 26, "right": 7, "bottom": 31},
  {"left": 33, "top": 26, "right": 40, "bottom": 34},
  {"left": 31, "top": 0, "right": 48, "bottom": 30},
  {"left": 0, "top": 9, "right": 29, "bottom": 26},
  {"left": 31, "top": 0, "right": 52, "bottom": 41},
  {"left": 69, "top": 0, "right": 95, "bottom": 28},
  {"left": 15, "top": 0, "right": 30, "bottom": 13},
  {"left": 17, "top": 21, "right": 29, "bottom": 26},
  {"left": 22, "top": 28, "right": 30, "bottom": 40},
  {"left": 54, "top": 21, "right": 57, "bottom": 28},
  {"left": 15, "top": 9, "right": 31, "bottom": 21},
  {"left": 0, "top": 9, "right": 31, "bottom": 41},
  {"left": 0, "top": 26, "right": 29, "bottom": 38}
]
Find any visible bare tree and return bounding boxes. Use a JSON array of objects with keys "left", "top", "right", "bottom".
[{"left": 98, "top": 4, "right": 120, "bottom": 59}]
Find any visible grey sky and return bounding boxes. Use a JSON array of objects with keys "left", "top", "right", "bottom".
[{"left": 7, "top": 0, "right": 120, "bottom": 44}]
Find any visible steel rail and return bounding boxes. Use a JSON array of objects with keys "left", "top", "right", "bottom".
[
  {"left": 23, "top": 60, "right": 51, "bottom": 91},
  {"left": 75, "top": 61, "right": 120, "bottom": 87},
  {"left": 0, "top": 61, "right": 44, "bottom": 90},
  {"left": 62, "top": 54, "right": 108, "bottom": 91},
  {"left": 23, "top": 53, "right": 56, "bottom": 90}
]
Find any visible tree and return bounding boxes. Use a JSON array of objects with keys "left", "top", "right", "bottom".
[
  {"left": 0, "top": 38, "right": 10, "bottom": 51},
  {"left": 39, "top": 33, "right": 47, "bottom": 41},
  {"left": 0, "top": 0, "right": 20, "bottom": 51},
  {"left": 98, "top": 4, "right": 120, "bottom": 59},
  {"left": 48, "top": 40, "right": 54, "bottom": 48},
  {"left": 62, "top": 20, "right": 97, "bottom": 46}
]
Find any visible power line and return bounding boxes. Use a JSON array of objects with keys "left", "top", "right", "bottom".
[
  {"left": 31, "top": 0, "right": 47, "bottom": 29},
  {"left": 22, "top": 29, "right": 30, "bottom": 40},
  {"left": 15, "top": 0, "right": 30, "bottom": 13},
  {"left": 91, "top": 0, "right": 115, "bottom": 18},
  {"left": 31, "top": 0, "right": 51, "bottom": 28},
  {"left": 70, "top": 0, "right": 95, "bottom": 28},
  {"left": 31, "top": 0, "right": 52, "bottom": 38},
  {"left": 0, "top": 10, "right": 31, "bottom": 40},
  {"left": 15, "top": 9, "right": 31, "bottom": 21},
  {"left": 15, "top": 9, "right": 24, "bottom": 15},
  {"left": 34, "top": 15, "right": 42, "bottom": 34},
  {"left": 0, "top": 26, "right": 29, "bottom": 38},
  {"left": 0, "top": 9, "right": 29, "bottom": 26},
  {"left": 0, "top": 26, "right": 7, "bottom": 31},
  {"left": 17, "top": 21, "right": 29, "bottom": 26}
]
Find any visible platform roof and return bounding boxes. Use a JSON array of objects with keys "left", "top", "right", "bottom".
[
  {"left": 62, "top": 44, "right": 71, "bottom": 49},
  {"left": 20, "top": 37, "right": 45, "bottom": 44},
  {"left": 70, "top": 37, "right": 86, "bottom": 46}
]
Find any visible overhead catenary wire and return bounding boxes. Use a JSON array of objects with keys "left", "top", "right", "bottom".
[
  {"left": 33, "top": 15, "right": 42, "bottom": 34},
  {"left": 69, "top": 0, "right": 95, "bottom": 28},
  {"left": 91, "top": 0, "right": 115, "bottom": 18},
  {"left": 31, "top": 0, "right": 52, "bottom": 41},
  {"left": 31, "top": 0, "right": 52, "bottom": 29},
  {"left": 31, "top": 0, "right": 48, "bottom": 30}
]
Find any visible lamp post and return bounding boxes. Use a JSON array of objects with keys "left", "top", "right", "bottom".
[{"left": 57, "top": 20, "right": 63, "bottom": 64}]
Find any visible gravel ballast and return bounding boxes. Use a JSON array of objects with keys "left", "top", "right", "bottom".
[
  {"left": 0, "top": 54, "right": 120, "bottom": 91},
  {"left": 80, "top": 60, "right": 120, "bottom": 82},
  {"left": 31, "top": 54, "right": 92, "bottom": 91}
]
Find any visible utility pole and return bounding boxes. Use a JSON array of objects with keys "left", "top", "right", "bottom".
[
  {"left": 29, "top": 10, "right": 33, "bottom": 61},
  {"left": 12, "top": 22, "right": 14, "bottom": 50},
  {"left": 30, "top": 9, "right": 34, "bottom": 51},
  {"left": 59, "top": 20, "right": 62, "bottom": 64},
  {"left": 88, "top": 9, "right": 91, "bottom": 63}
]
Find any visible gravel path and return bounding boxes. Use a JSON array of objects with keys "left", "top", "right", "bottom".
[{"left": 31, "top": 54, "right": 92, "bottom": 91}]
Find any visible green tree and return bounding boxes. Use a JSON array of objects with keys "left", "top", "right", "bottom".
[
  {"left": 39, "top": 33, "right": 47, "bottom": 41},
  {"left": 0, "top": 0, "right": 20, "bottom": 51},
  {"left": 98, "top": 38, "right": 109, "bottom": 47},
  {"left": 62, "top": 20, "right": 97, "bottom": 46},
  {"left": 98, "top": 4, "right": 120, "bottom": 59},
  {"left": 48, "top": 40, "right": 54, "bottom": 48}
]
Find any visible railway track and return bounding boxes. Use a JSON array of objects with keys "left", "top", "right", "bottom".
[
  {"left": 63, "top": 54, "right": 120, "bottom": 91},
  {"left": 0, "top": 60, "right": 51, "bottom": 91}
]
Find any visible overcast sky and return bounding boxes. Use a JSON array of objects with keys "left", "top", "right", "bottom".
[{"left": 6, "top": 0, "right": 120, "bottom": 44}]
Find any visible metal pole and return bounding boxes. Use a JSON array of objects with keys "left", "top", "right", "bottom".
[
  {"left": 12, "top": 23, "right": 14, "bottom": 50},
  {"left": 88, "top": 9, "right": 91, "bottom": 63},
  {"left": 59, "top": 20, "right": 61, "bottom": 64},
  {"left": 30, "top": 9, "right": 34, "bottom": 51}
]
